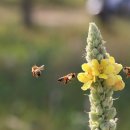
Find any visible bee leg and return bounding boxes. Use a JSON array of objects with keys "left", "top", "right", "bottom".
[{"left": 64, "top": 80, "right": 68, "bottom": 84}]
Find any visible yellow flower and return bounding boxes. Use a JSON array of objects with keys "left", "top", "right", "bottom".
[
  {"left": 81, "top": 81, "right": 93, "bottom": 91},
  {"left": 104, "top": 56, "right": 124, "bottom": 91},
  {"left": 114, "top": 63, "right": 122, "bottom": 74},
  {"left": 77, "top": 55, "right": 124, "bottom": 91},
  {"left": 105, "top": 74, "right": 116, "bottom": 87},
  {"left": 91, "top": 59, "right": 114, "bottom": 79},
  {"left": 82, "top": 63, "right": 92, "bottom": 73},
  {"left": 109, "top": 56, "right": 122, "bottom": 74},
  {"left": 78, "top": 73, "right": 92, "bottom": 83},
  {"left": 113, "top": 75, "right": 125, "bottom": 91},
  {"left": 109, "top": 56, "right": 115, "bottom": 64},
  {"left": 77, "top": 63, "right": 95, "bottom": 91},
  {"left": 105, "top": 75, "right": 125, "bottom": 91}
]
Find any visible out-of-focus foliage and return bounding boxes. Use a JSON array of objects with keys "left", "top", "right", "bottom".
[
  {"left": 0, "top": 6, "right": 88, "bottom": 129},
  {"left": 0, "top": 0, "right": 84, "bottom": 7}
]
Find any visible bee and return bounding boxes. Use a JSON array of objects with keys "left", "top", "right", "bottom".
[
  {"left": 58, "top": 73, "right": 76, "bottom": 84},
  {"left": 32, "top": 65, "right": 45, "bottom": 78},
  {"left": 123, "top": 67, "right": 130, "bottom": 78}
]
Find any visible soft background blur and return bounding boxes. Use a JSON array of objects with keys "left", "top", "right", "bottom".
[{"left": 0, "top": 0, "right": 130, "bottom": 130}]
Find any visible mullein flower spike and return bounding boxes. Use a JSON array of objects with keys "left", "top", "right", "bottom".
[{"left": 77, "top": 23, "right": 125, "bottom": 130}]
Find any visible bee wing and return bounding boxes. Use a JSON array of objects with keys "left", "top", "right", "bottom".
[
  {"left": 58, "top": 77, "right": 69, "bottom": 84},
  {"left": 39, "top": 65, "right": 45, "bottom": 71},
  {"left": 58, "top": 77, "right": 64, "bottom": 82}
]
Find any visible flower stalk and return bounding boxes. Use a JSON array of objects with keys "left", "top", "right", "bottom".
[{"left": 77, "top": 23, "right": 125, "bottom": 130}]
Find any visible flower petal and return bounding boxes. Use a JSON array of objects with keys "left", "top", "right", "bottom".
[
  {"left": 93, "top": 76, "right": 96, "bottom": 82},
  {"left": 114, "top": 78, "right": 125, "bottom": 91},
  {"left": 91, "top": 59, "right": 99, "bottom": 69},
  {"left": 116, "top": 75, "right": 122, "bottom": 80},
  {"left": 99, "top": 74, "right": 108, "bottom": 79},
  {"left": 85, "top": 72, "right": 93, "bottom": 80},
  {"left": 109, "top": 56, "right": 115, "bottom": 64},
  {"left": 81, "top": 63, "right": 91, "bottom": 72},
  {"left": 105, "top": 75, "right": 116, "bottom": 86},
  {"left": 92, "top": 68, "right": 100, "bottom": 76},
  {"left": 101, "top": 59, "right": 108, "bottom": 67},
  {"left": 77, "top": 73, "right": 89, "bottom": 83},
  {"left": 114, "top": 63, "right": 122, "bottom": 74},
  {"left": 104, "top": 65, "right": 114, "bottom": 74},
  {"left": 81, "top": 81, "right": 92, "bottom": 91}
]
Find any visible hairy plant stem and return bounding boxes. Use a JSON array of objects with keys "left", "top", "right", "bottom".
[{"left": 86, "top": 23, "right": 117, "bottom": 130}]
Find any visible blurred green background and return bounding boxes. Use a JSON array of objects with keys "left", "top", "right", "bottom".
[{"left": 0, "top": 0, "right": 130, "bottom": 130}]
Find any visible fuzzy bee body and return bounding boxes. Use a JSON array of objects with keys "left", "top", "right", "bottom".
[
  {"left": 32, "top": 65, "right": 45, "bottom": 78},
  {"left": 58, "top": 73, "right": 76, "bottom": 84},
  {"left": 123, "top": 67, "right": 130, "bottom": 78}
]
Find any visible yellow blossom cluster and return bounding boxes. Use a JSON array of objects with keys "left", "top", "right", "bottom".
[{"left": 77, "top": 55, "right": 125, "bottom": 91}]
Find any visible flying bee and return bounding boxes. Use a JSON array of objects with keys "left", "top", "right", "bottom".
[
  {"left": 32, "top": 65, "right": 45, "bottom": 78},
  {"left": 58, "top": 73, "right": 76, "bottom": 84},
  {"left": 123, "top": 67, "right": 130, "bottom": 78}
]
